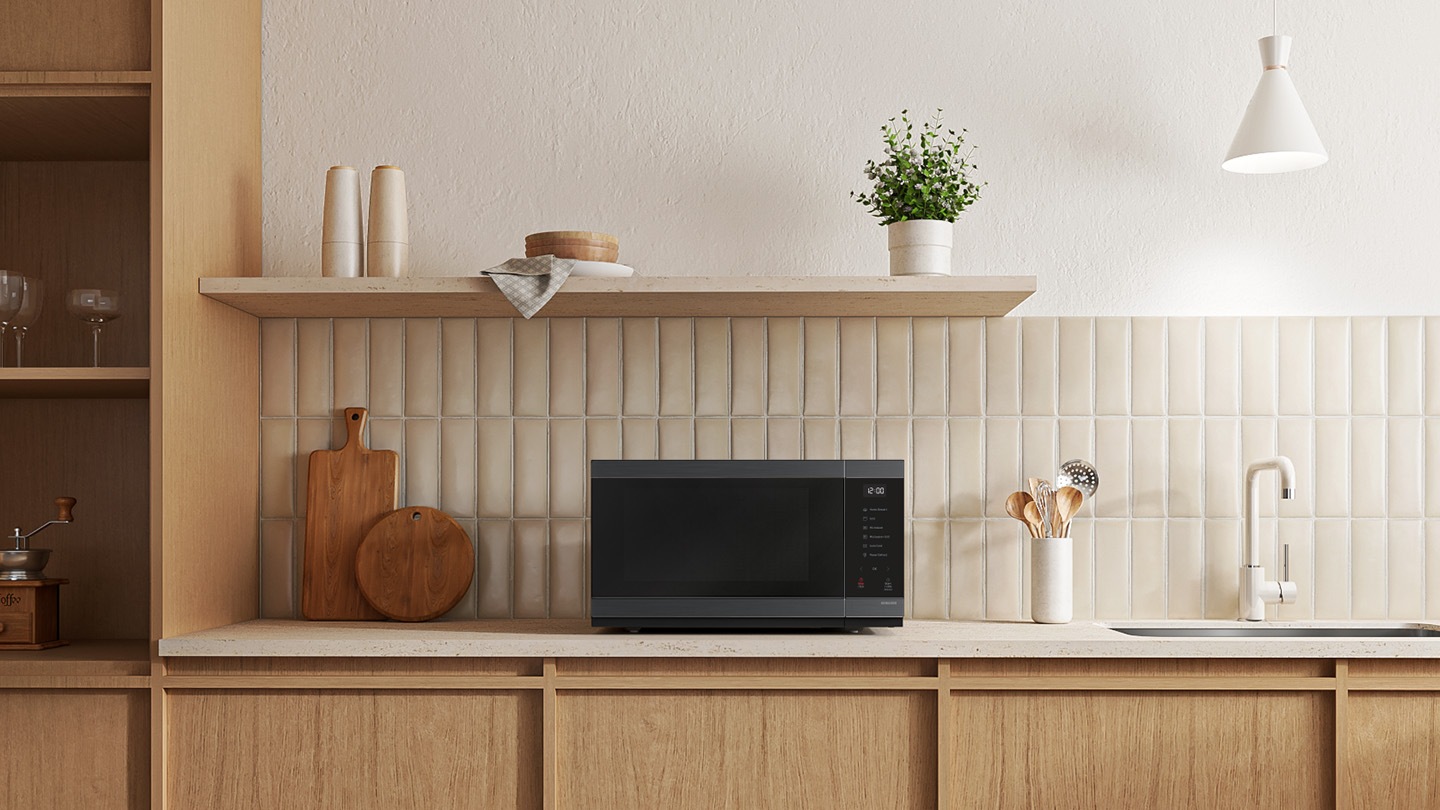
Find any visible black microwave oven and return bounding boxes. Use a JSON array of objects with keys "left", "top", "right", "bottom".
[{"left": 589, "top": 459, "right": 904, "bottom": 630}]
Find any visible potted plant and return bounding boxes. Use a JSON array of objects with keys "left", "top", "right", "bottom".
[{"left": 852, "top": 109, "right": 984, "bottom": 276}]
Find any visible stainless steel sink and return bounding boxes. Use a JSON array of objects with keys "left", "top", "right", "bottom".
[{"left": 1108, "top": 625, "right": 1440, "bottom": 638}]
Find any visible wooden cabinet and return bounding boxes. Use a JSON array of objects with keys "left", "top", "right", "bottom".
[{"left": 0, "top": 688, "right": 148, "bottom": 809}]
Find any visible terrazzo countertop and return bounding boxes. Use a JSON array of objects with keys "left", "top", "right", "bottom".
[{"left": 158, "top": 618, "right": 1440, "bottom": 658}]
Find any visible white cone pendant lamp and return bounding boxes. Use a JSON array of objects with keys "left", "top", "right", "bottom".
[{"left": 1223, "top": 32, "right": 1327, "bottom": 174}]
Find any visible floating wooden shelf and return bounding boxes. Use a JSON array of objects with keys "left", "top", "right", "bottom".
[
  {"left": 199, "top": 275, "right": 1036, "bottom": 318},
  {"left": 0, "top": 638, "right": 150, "bottom": 684},
  {"left": 0, "top": 367, "right": 149, "bottom": 398},
  {"left": 0, "top": 71, "right": 151, "bottom": 160}
]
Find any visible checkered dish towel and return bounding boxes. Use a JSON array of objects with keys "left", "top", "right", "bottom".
[{"left": 482, "top": 256, "right": 576, "bottom": 318}]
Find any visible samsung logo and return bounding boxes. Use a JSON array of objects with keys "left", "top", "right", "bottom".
[{"left": 879, "top": 600, "right": 899, "bottom": 606}]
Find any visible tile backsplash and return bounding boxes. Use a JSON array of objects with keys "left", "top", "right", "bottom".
[{"left": 258, "top": 316, "right": 1440, "bottom": 623}]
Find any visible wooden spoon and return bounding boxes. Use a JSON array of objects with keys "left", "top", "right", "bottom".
[
  {"left": 1005, "top": 491, "right": 1037, "bottom": 538},
  {"left": 1024, "top": 501, "right": 1047, "bottom": 539},
  {"left": 1054, "top": 486, "right": 1084, "bottom": 537}
]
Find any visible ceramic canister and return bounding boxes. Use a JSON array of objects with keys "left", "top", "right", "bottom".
[
  {"left": 321, "top": 166, "right": 364, "bottom": 278},
  {"left": 367, "top": 165, "right": 409, "bottom": 278},
  {"left": 1031, "top": 535, "right": 1073, "bottom": 624}
]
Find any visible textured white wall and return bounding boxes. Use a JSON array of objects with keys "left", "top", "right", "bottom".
[{"left": 263, "top": 1, "right": 1440, "bottom": 315}]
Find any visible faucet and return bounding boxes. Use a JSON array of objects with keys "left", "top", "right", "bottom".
[{"left": 1240, "top": 456, "right": 1298, "bottom": 621}]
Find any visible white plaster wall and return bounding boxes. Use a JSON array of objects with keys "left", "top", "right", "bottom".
[{"left": 262, "top": 1, "right": 1440, "bottom": 315}]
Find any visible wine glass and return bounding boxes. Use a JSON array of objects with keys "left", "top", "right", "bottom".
[
  {"left": 11, "top": 277, "right": 43, "bottom": 367},
  {"left": 66, "top": 289, "right": 121, "bottom": 367},
  {"left": 0, "top": 271, "right": 25, "bottom": 367}
]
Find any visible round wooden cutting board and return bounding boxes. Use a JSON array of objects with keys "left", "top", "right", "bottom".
[{"left": 355, "top": 507, "right": 474, "bottom": 622}]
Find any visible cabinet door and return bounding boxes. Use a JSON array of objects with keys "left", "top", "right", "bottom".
[
  {"left": 0, "top": 689, "right": 148, "bottom": 809},
  {"left": 1347, "top": 692, "right": 1440, "bottom": 807}
]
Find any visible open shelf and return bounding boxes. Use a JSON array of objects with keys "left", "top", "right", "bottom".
[
  {"left": 0, "top": 367, "right": 149, "bottom": 398},
  {"left": 0, "top": 638, "right": 150, "bottom": 682},
  {"left": 0, "top": 71, "right": 150, "bottom": 160},
  {"left": 199, "top": 275, "right": 1037, "bottom": 318}
]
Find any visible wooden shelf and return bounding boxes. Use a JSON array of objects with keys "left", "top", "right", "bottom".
[
  {"left": 199, "top": 275, "right": 1036, "bottom": 318},
  {"left": 0, "top": 638, "right": 150, "bottom": 682},
  {"left": 0, "top": 367, "right": 149, "bottom": 398},
  {"left": 0, "top": 71, "right": 150, "bottom": 160}
]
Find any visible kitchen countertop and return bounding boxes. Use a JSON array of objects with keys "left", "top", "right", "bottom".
[{"left": 158, "top": 618, "right": 1440, "bottom": 658}]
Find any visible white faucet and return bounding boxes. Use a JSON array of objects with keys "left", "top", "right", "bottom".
[{"left": 1240, "top": 456, "right": 1298, "bottom": 621}]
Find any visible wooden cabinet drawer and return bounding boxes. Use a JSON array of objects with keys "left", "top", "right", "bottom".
[{"left": 0, "top": 613, "right": 35, "bottom": 643}]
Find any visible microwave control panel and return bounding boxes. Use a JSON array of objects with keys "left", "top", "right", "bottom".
[{"left": 846, "top": 475, "right": 904, "bottom": 598}]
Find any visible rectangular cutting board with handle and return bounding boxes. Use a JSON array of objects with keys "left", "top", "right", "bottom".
[{"left": 302, "top": 407, "right": 397, "bottom": 620}]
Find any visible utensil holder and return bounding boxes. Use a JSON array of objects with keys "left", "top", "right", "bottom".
[{"left": 1031, "top": 535, "right": 1072, "bottom": 624}]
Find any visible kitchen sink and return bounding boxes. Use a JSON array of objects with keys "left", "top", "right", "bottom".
[{"left": 1107, "top": 624, "right": 1440, "bottom": 638}]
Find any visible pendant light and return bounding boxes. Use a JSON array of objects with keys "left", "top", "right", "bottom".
[{"left": 1222, "top": 0, "right": 1327, "bottom": 174}]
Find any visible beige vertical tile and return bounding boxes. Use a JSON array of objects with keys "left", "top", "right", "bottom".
[
  {"left": 550, "top": 419, "right": 586, "bottom": 516},
  {"left": 912, "top": 521, "right": 946, "bottom": 619},
  {"left": 1388, "top": 521, "right": 1425, "bottom": 619},
  {"left": 294, "top": 419, "right": 333, "bottom": 517},
  {"left": 1130, "top": 318, "right": 1165, "bottom": 417},
  {"left": 368, "top": 319, "right": 405, "bottom": 416},
  {"left": 875, "top": 419, "right": 908, "bottom": 519},
  {"left": 658, "top": 418, "right": 694, "bottom": 459},
  {"left": 1094, "top": 318, "right": 1129, "bottom": 416},
  {"left": 1204, "top": 520, "right": 1241, "bottom": 619},
  {"left": 1389, "top": 317, "right": 1424, "bottom": 416},
  {"left": 1315, "top": 419, "right": 1349, "bottom": 518},
  {"left": 1093, "top": 521, "right": 1130, "bottom": 618},
  {"left": 1275, "top": 419, "right": 1313, "bottom": 518},
  {"left": 477, "top": 319, "right": 513, "bottom": 416},
  {"left": 443, "top": 521, "right": 478, "bottom": 619},
  {"left": 366, "top": 417, "right": 404, "bottom": 455},
  {"left": 730, "top": 318, "right": 765, "bottom": 416},
  {"left": 620, "top": 319, "right": 658, "bottom": 416},
  {"left": 1093, "top": 419, "right": 1129, "bottom": 518},
  {"left": 475, "top": 520, "right": 512, "bottom": 617},
  {"left": 1020, "top": 318, "right": 1056, "bottom": 416},
  {"left": 1313, "top": 520, "right": 1350, "bottom": 619},
  {"left": 584, "top": 319, "right": 619, "bottom": 416},
  {"left": 1351, "top": 419, "right": 1386, "bottom": 518},
  {"left": 949, "top": 420, "right": 983, "bottom": 518},
  {"left": 694, "top": 418, "right": 729, "bottom": 459},
  {"left": 948, "top": 521, "right": 984, "bottom": 619},
  {"left": 513, "top": 520, "right": 548, "bottom": 618},
  {"left": 440, "top": 419, "right": 477, "bottom": 519},
  {"left": 767, "top": 418, "right": 802, "bottom": 460},
  {"left": 1277, "top": 318, "right": 1313, "bottom": 416},
  {"left": 260, "top": 319, "right": 296, "bottom": 417},
  {"left": 296, "top": 319, "right": 332, "bottom": 417},
  {"left": 1240, "top": 317, "right": 1275, "bottom": 416},
  {"left": 621, "top": 418, "right": 657, "bottom": 459},
  {"left": 1241, "top": 418, "right": 1278, "bottom": 510},
  {"left": 404, "top": 419, "right": 440, "bottom": 508},
  {"left": 1428, "top": 523, "right": 1440, "bottom": 619},
  {"left": 984, "top": 419, "right": 1020, "bottom": 518},
  {"left": 1389, "top": 419, "right": 1423, "bottom": 518},
  {"left": 802, "top": 419, "right": 837, "bottom": 460},
  {"left": 802, "top": 318, "right": 838, "bottom": 416},
  {"left": 1204, "top": 318, "right": 1240, "bottom": 416},
  {"left": 948, "top": 318, "right": 983, "bottom": 416},
  {"left": 329, "top": 319, "right": 369, "bottom": 413},
  {"left": 1205, "top": 420, "right": 1240, "bottom": 518},
  {"left": 656, "top": 318, "right": 693, "bottom": 417},
  {"left": 1131, "top": 420, "right": 1166, "bottom": 518},
  {"left": 583, "top": 419, "right": 619, "bottom": 515},
  {"left": 912, "top": 419, "right": 947, "bottom": 519},
  {"left": 838, "top": 318, "right": 875, "bottom": 416},
  {"left": 1131, "top": 520, "right": 1166, "bottom": 619},
  {"left": 1351, "top": 521, "right": 1387, "bottom": 619},
  {"left": 512, "top": 319, "right": 549, "bottom": 417},
  {"left": 1275, "top": 520, "right": 1314, "bottom": 621},
  {"left": 1168, "top": 420, "right": 1203, "bottom": 518},
  {"left": 1313, "top": 317, "right": 1349, "bottom": 416},
  {"left": 1057, "top": 419, "right": 1093, "bottom": 472},
  {"left": 1021, "top": 419, "right": 1055, "bottom": 498},
  {"left": 1056, "top": 318, "right": 1092, "bottom": 417},
  {"left": 1352, "top": 318, "right": 1385, "bottom": 416},
  {"left": 404, "top": 319, "right": 440, "bottom": 417},
  {"left": 912, "top": 318, "right": 947, "bottom": 416},
  {"left": 1429, "top": 319, "right": 1440, "bottom": 415},
  {"left": 260, "top": 420, "right": 294, "bottom": 518},
  {"left": 477, "top": 419, "right": 512, "bottom": 518},
  {"left": 694, "top": 318, "right": 730, "bottom": 416},
  {"left": 549, "top": 520, "right": 586, "bottom": 618},
  {"left": 1166, "top": 317, "right": 1202, "bottom": 416},
  {"left": 548, "top": 319, "right": 584, "bottom": 417},
  {"left": 260, "top": 521, "right": 295, "bottom": 619},
  {"left": 1166, "top": 521, "right": 1204, "bottom": 619},
  {"left": 985, "top": 522, "right": 1023, "bottom": 621},
  {"left": 771, "top": 317, "right": 806, "bottom": 412},
  {"left": 1430, "top": 421, "right": 1440, "bottom": 517},
  {"left": 840, "top": 418, "right": 874, "bottom": 460},
  {"left": 875, "top": 319, "right": 910, "bottom": 416},
  {"left": 731, "top": 419, "right": 766, "bottom": 460},
  {"left": 985, "top": 318, "right": 1020, "bottom": 416},
  {"left": 439, "top": 319, "right": 476, "bottom": 417}
]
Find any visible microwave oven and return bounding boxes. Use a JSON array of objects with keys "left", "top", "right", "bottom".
[{"left": 589, "top": 459, "right": 904, "bottom": 630}]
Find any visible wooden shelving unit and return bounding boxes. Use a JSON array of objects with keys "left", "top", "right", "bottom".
[
  {"left": 0, "top": 638, "right": 150, "bottom": 681},
  {"left": 0, "top": 71, "right": 151, "bottom": 160},
  {"left": 0, "top": 367, "right": 149, "bottom": 398},
  {"left": 199, "top": 274, "right": 1037, "bottom": 318}
]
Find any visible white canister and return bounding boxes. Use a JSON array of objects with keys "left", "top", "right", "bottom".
[
  {"left": 1031, "top": 536, "right": 1073, "bottom": 624},
  {"left": 321, "top": 166, "right": 364, "bottom": 278},
  {"left": 367, "top": 165, "right": 409, "bottom": 278},
  {"left": 886, "top": 219, "right": 953, "bottom": 277}
]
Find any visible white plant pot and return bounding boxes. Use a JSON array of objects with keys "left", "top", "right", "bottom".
[
  {"left": 886, "top": 219, "right": 953, "bottom": 276},
  {"left": 1031, "top": 536, "right": 1073, "bottom": 624}
]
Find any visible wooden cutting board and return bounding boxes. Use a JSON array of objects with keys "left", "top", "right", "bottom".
[
  {"left": 302, "top": 407, "right": 397, "bottom": 620},
  {"left": 355, "top": 507, "right": 474, "bottom": 622}
]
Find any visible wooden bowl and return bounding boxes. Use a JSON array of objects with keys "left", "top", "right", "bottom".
[
  {"left": 525, "top": 230, "right": 618, "bottom": 248},
  {"left": 525, "top": 243, "right": 619, "bottom": 262}
]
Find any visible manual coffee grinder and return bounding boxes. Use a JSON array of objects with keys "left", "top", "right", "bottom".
[{"left": 0, "top": 497, "right": 77, "bottom": 650}]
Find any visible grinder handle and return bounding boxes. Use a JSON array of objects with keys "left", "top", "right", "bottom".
[{"left": 55, "top": 497, "right": 76, "bottom": 522}]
